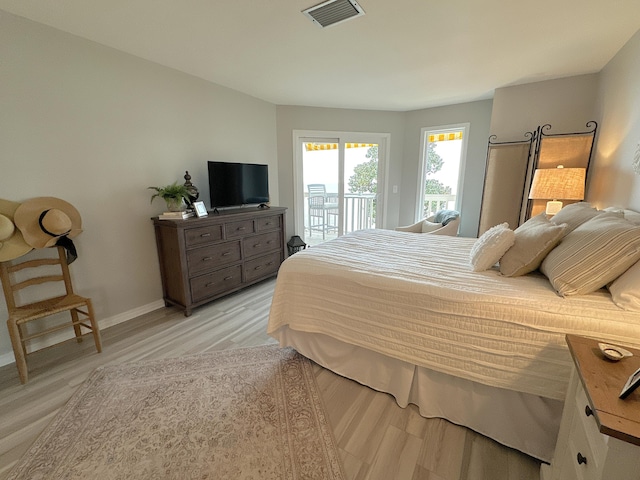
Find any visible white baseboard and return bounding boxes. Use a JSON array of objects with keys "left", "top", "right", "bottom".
[{"left": 0, "top": 299, "right": 166, "bottom": 368}]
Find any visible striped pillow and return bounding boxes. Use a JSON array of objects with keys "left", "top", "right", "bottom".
[{"left": 541, "top": 213, "right": 640, "bottom": 296}]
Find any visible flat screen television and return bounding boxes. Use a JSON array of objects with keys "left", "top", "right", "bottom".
[{"left": 208, "top": 161, "right": 269, "bottom": 209}]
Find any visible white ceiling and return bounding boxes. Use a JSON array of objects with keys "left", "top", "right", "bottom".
[{"left": 2, "top": 0, "right": 640, "bottom": 111}]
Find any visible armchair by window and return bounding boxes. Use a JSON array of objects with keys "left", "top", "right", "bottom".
[{"left": 396, "top": 209, "right": 460, "bottom": 236}]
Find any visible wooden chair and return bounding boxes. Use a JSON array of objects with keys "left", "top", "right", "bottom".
[{"left": 0, "top": 246, "right": 102, "bottom": 383}]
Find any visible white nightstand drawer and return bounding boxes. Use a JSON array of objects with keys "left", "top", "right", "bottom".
[
  {"left": 573, "top": 381, "right": 608, "bottom": 465},
  {"left": 566, "top": 411, "right": 603, "bottom": 480}
]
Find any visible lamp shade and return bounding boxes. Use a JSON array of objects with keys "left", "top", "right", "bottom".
[{"left": 528, "top": 167, "right": 586, "bottom": 201}]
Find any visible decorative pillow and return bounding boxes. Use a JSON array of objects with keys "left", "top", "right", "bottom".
[
  {"left": 541, "top": 213, "right": 640, "bottom": 296},
  {"left": 608, "top": 260, "right": 640, "bottom": 311},
  {"left": 470, "top": 223, "right": 515, "bottom": 272},
  {"left": 499, "top": 214, "right": 566, "bottom": 277},
  {"left": 624, "top": 210, "right": 640, "bottom": 225},
  {"left": 550, "top": 202, "right": 600, "bottom": 235},
  {"left": 421, "top": 220, "right": 443, "bottom": 233}
]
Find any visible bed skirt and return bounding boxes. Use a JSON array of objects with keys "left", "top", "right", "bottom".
[{"left": 271, "top": 325, "right": 563, "bottom": 462}]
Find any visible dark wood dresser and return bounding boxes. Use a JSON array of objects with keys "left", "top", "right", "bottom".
[{"left": 152, "top": 207, "right": 286, "bottom": 316}]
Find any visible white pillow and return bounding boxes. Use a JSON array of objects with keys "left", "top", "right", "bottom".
[
  {"left": 470, "top": 223, "right": 515, "bottom": 272},
  {"left": 550, "top": 202, "right": 600, "bottom": 235},
  {"left": 624, "top": 210, "right": 640, "bottom": 226},
  {"left": 499, "top": 214, "right": 566, "bottom": 277},
  {"left": 608, "top": 260, "right": 640, "bottom": 311},
  {"left": 541, "top": 213, "right": 640, "bottom": 296},
  {"left": 421, "top": 220, "right": 442, "bottom": 233}
]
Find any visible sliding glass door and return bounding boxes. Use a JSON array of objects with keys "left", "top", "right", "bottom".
[{"left": 294, "top": 131, "right": 388, "bottom": 245}]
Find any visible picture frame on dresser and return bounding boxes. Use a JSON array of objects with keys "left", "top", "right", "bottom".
[{"left": 193, "top": 201, "right": 208, "bottom": 217}]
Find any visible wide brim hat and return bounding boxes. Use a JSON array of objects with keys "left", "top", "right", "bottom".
[
  {"left": 14, "top": 197, "right": 82, "bottom": 249},
  {"left": 0, "top": 199, "right": 33, "bottom": 262}
]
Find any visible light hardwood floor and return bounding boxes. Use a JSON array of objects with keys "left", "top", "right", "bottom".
[{"left": 0, "top": 279, "right": 541, "bottom": 479}]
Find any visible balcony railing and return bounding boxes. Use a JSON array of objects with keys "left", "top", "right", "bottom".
[
  {"left": 423, "top": 194, "right": 456, "bottom": 218},
  {"left": 304, "top": 192, "right": 376, "bottom": 244}
]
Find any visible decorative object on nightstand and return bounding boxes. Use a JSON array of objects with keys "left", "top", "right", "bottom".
[
  {"left": 148, "top": 182, "right": 193, "bottom": 212},
  {"left": 598, "top": 342, "right": 633, "bottom": 362},
  {"left": 540, "top": 334, "right": 640, "bottom": 480},
  {"left": 287, "top": 235, "right": 307, "bottom": 255}
]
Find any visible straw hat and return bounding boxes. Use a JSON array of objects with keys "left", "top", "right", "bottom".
[
  {"left": 0, "top": 199, "right": 33, "bottom": 262},
  {"left": 14, "top": 197, "right": 82, "bottom": 249}
]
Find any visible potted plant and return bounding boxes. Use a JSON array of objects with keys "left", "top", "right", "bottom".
[{"left": 148, "top": 182, "right": 192, "bottom": 212}]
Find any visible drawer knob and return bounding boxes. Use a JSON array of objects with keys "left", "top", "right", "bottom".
[
  {"left": 254, "top": 265, "right": 263, "bottom": 270},
  {"left": 203, "top": 256, "right": 213, "bottom": 261},
  {"left": 576, "top": 452, "right": 587, "bottom": 465},
  {"left": 254, "top": 243, "right": 262, "bottom": 248},
  {"left": 585, "top": 405, "right": 593, "bottom": 417},
  {"left": 237, "top": 227, "right": 246, "bottom": 231},
  {"left": 222, "top": 252, "right": 231, "bottom": 256},
  {"left": 201, "top": 233, "right": 211, "bottom": 237},
  {"left": 223, "top": 276, "right": 234, "bottom": 281}
]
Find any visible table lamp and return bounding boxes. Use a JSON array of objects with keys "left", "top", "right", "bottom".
[{"left": 528, "top": 165, "right": 586, "bottom": 215}]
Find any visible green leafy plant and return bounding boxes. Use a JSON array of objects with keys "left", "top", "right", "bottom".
[{"left": 148, "top": 182, "right": 192, "bottom": 209}]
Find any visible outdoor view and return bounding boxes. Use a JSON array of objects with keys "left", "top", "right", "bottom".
[
  {"left": 302, "top": 132, "right": 462, "bottom": 245},
  {"left": 422, "top": 132, "right": 462, "bottom": 218}
]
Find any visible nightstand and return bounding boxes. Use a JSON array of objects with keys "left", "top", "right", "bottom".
[{"left": 541, "top": 335, "right": 640, "bottom": 480}]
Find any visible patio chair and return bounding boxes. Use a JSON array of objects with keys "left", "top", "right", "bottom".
[{"left": 307, "top": 184, "right": 339, "bottom": 239}]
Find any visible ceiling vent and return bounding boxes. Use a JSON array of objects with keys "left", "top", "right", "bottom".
[{"left": 302, "top": 0, "right": 365, "bottom": 28}]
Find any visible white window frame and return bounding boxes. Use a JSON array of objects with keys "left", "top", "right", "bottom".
[
  {"left": 293, "top": 130, "right": 390, "bottom": 237},
  {"left": 415, "top": 123, "right": 470, "bottom": 222}
]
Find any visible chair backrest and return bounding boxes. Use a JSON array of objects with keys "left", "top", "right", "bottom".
[
  {"left": 308, "top": 184, "right": 326, "bottom": 197},
  {"left": 0, "top": 246, "right": 74, "bottom": 312}
]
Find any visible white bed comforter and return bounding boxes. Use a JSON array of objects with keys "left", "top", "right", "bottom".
[{"left": 268, "top": 229, "right": 640, "bottom": 401}]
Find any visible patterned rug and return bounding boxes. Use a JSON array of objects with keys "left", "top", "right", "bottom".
[{"left": 8, "top": 345, "right": 345, "bottom": 480}]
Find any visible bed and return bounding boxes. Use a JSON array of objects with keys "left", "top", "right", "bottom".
[{"left": 267, "top": 209, "right": 640, "bottom": 462}]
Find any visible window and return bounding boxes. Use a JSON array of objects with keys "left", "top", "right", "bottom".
[{"left": 416, "top": 124, "right": 469, "bottom": 220}]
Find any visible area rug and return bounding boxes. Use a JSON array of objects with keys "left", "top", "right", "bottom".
[{"left": 8, "top": 345, "right": 345, "bottom": 480}]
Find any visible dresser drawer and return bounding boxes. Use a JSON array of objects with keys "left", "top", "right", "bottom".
[
  {"left": 190, "top": 265, "right": 242, "bottom": 302},
  {"left": 187, "top": 241, "right": 242, "bottom": 275},
  {"left": 243, "top": 231, "right": 282, "bottom": 258},
  {"left": 184, "top": 224, "right": 224, "bottom": 247},
  {"left": 257, "top": 215, "right": 282, "bottom": 232},
  {"left": 225, "top": 219, "right": 255, "bottom": 238},
  {"left": 244, "top": 252, "right": 282, "bottom": 282}
]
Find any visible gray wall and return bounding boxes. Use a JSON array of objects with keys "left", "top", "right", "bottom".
[
  {"left": 590, "top": 29, "right": 640, "bottom": 210},
  {"left": 0, "top": 12, "right": 278, "bottom": 364},
  {"left": 490, "top": 75, "right": 599, "bottom": 140}
]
